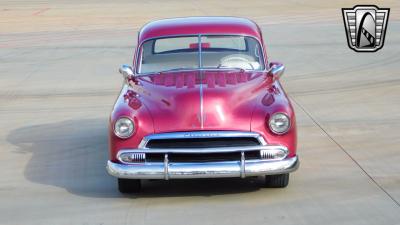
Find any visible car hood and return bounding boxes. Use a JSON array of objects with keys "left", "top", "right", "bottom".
[{"left": 133, "top": 70, "right": 270, "bottom": 133}]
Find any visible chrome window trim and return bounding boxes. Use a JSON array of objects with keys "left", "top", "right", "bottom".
[
  {"left": 134, "top": 33, "right": 267, "bottom": 75},
  {"left": 138, "top": 131, "right": 267, "bottom": 149}
]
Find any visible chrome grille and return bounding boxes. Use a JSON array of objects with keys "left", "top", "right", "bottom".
[
  {"left": 145, "top": 137, "right": 261, "bottom": 149},
  {"left": 118, "top": 131, "right": 278, "bottom": 163},
  {"left": 139, "top": 131, "right": 267, "bottom": 148}
]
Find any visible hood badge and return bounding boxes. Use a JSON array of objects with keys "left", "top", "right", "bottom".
[{"left": 184, "top": 132, "right": 219, "bottom": 138}]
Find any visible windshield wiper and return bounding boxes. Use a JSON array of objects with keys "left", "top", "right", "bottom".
[
  {"left": 138, "top": 67, "right": 246, "bottom": 76},
  {"left": 202, "top": 66, "right": 246, "bottom": 72},
  {"left": 158, "top": 68, "right": 197, "bottom": 74}
]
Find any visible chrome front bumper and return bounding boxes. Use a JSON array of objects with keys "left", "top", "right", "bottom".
[{"left": 106, "top": 155, "right": 299, "bottom": 179}]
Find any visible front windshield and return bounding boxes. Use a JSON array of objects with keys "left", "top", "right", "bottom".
[{"left": 137, "top": 35, "right": 265, "bottom": 74}]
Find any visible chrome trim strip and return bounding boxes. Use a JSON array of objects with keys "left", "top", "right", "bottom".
[
  {"left": 198, "top": 34, "right": 204, "bottom": 128},
  {"left": 199, "top": 78, "right": 204, "bottom": 128},
  {"left": 138, "top": 131, "right": 267, "bottom": 149},
  {"left": 106, "top": 155, "right": 299, "bottom": 179},
  {"left": 118, "top": 145, "right": 287, "bottom": 155}
]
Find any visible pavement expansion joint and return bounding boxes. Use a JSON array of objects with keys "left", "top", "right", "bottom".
[{"left": 290, "top": 95, "right": 400, "bottom": 208}]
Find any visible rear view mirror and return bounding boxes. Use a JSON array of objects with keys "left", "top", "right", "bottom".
[
  {"left": 119, "top": 64, "right": 134, "bottom": 79},
  {"left": 267, "top": 62, "right": 285, "bottom": 82}
]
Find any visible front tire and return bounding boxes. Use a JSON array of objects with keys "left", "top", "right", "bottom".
[
  {"left": 118, "top": 178, "right": 141, "bottom": 193},
  {"left": 264, "top": 173, "right": 289, "bottom": 188}
]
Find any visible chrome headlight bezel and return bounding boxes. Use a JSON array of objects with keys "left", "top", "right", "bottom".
[
  {"left": 268, "top": 112, "right": 291, "bottom": 135},
  {"left": 114, "top": 117, "right": 135, "bottom": 139}
]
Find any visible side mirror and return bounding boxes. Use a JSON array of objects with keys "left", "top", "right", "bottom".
[
  {"left": 119, "top": 64, "right": 134, "bottom": 79},
  {"left": 267, "top": 62, "right": 285, "bottom": 82}
]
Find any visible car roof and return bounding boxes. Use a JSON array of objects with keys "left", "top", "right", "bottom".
[{"left": 138, "top": 17, "right": 263, "bottom": 44}]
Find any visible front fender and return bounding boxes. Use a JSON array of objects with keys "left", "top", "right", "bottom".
[
  {"left": 250, "top": 81, "right": 297, "bottom": 157},
  {"left": 108, "top": 85, "right": 154, "bottom": 162}
]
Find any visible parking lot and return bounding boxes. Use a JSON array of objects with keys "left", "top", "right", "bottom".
[{"left": 1, "top": 1, "right": 400, "bottom": 224}]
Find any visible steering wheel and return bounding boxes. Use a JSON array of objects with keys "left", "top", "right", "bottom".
[{"left": 219, "top": 54, "right": 255, "bottom": 70}]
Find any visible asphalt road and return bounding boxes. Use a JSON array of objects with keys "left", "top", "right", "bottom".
[{"left": 1, "top": 1, "right": 400, "bottom": 225}]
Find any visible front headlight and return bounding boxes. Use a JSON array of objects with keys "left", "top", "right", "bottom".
[
  {"left": 114, "top": 117, "right": 134, "bottom": 138},
  {"left": 269, "top": 113, "right": 290, "bottom": 134}
]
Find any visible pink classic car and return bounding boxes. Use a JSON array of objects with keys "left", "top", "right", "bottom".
[{"left": 107, "top": 17, "right": 299, "bottom": 193}]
